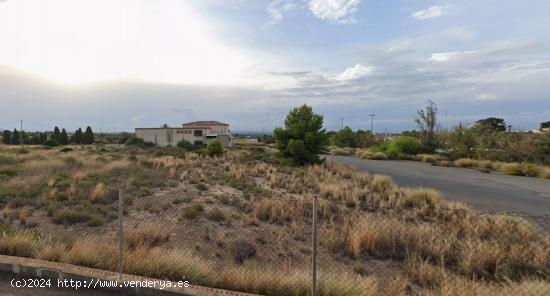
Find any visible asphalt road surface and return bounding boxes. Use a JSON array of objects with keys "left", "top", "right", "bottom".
[{"left": 333, "top": 156, "right": 550, "bottom": 217}]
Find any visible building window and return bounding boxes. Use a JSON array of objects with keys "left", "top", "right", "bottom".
[{"left": 194, "top": 130, "right": 203, "bottom": 137}]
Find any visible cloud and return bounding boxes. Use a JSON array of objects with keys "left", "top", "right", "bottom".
[
  {"left": 411, "top": 5, "right": 451, "bottom": 20},
  {"left": 266, "top": 0, "right": 361, "bottom": 25},
  {"left": 429, "top": 51, "right": 476, "bottom": 62},
  {"left": 333, "top": 64, "right": 373, "bottom": 81},
  {"left": 266, "top": 0, "right": 302, "bottom": 25},
  {"left": 308, "top": 0, "right": 361, "bottom": 23}
]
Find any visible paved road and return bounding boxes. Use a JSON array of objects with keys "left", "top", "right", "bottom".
[
  {"left": 0, "top": 272, "right": 130, "bottom": 296},
  {"left": 333, "top": 156, "right": 550, "bottom": 217}
]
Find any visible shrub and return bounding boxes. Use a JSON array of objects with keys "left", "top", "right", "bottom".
[
  {"left": 375, "top": 136, "right": 422, "bottom": 159},
  {"left": 0, "top": 168, "right": 18, "bottom": 177},
  {"left": 182, "top": 204, "right": 204, "bottom": 220},
  {"left": 43, "top": 139, "right": 60, "bottom": 147},
  {"left": 520, "top": 164, "right": 540, "bottom": 177},
  {"left": 59, "top": 147, "right": 73, "bottom": 153},
  {"left": 455, "top": 158, "right": 477, "bottom": 168},
  {"left": 206, "top": 207, "right": 227, "bottom": 222},
  {"left": 407, "top": 188, "right": 441, "bottom": 208},
  {"left": 501, "top": 163, "right": 524, "bottom": 176},
  {"left": 207, "top": 139, "right": 224, "bottom": 157},
  {"left": 53, "top": 210, "right": 104, "bottom": 226},
  {"left": 417, "top": 154, "right": 442, "bottom": 164},
  {"left": 177, "top": 140, "right": 196, "bottom": 151},
  {"left": 124, "top": 137, "right": 153, "bottom": 147},
  {"left": 196, "top": 183, "right": 208, "bottom": 191}
]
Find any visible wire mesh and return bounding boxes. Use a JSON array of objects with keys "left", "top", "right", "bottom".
[{"left": 0, "top": 144, "right": 548, "bottom": 295}]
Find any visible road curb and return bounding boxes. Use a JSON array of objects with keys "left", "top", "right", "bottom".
[{"left": 0, "top": 255, "right": 260, "bottom": 296}]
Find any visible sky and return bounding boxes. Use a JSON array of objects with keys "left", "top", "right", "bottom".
[{"left": 0, "top": 0, "right": 549, "bottom": 133}]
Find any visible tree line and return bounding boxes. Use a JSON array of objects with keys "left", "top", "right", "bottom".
[
  {"left": 2, "top": 126, "right": 95, "bottom": 146},
  {"left": 273, "top": 103, "right": 550, "bottom": 166}
]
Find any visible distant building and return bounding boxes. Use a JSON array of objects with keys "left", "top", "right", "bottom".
[{"left": 135, "top": 121, "right": 232, "bottom": 147}]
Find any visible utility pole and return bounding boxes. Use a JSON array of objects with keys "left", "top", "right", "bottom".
[
  {"left": 369, "top": 114, "right": 375, "bottom": 135},
  {"left": 340, "top": 117, "right": 344, "bottom": 130},
  {"left": 20, "top": 120, "right": 23, "bottom": 145},
  {"left": 311, "top": 196, "right": 318, "bottom": 296}
]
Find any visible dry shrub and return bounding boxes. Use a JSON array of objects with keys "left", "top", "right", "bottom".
[
  {"left": 89, "top": 183, "right": 107, "bottom": 202},
  {"left": 455, "top": 158, "right": 477, "bottom": 168},
  {"left": 0, "top": 231, "right": 36, "bottom": 257},
  {"left": 369, "top": 175, "right": 394, "bottom": 193},
  {"left": 125, "top": 224, "right": 170, "bottom": 249},
  {"left": 407, "top": 188, "right": 441, "bottom": 208},
  {"left": 418, "top": 154, "right": 442, "bottom": 164},
  {"left": 406, "top": 256, "right": 443, "bottom": 288},
  {"left": 62, "top": 239, "right": 116, "bottom": 269},
  {"left": 35, "top": 240, "right": 67, "bottom": 262}
]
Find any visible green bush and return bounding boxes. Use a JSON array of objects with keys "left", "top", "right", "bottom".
[
  {"left": 43, "top": 139, "right": 60, "bottom": 147},
  {"left": 53, "top": 210, "right": 104, "bottom": 226},
  {"left": 177, "top": 140, "right": 197, "bottom": 151},
  {"left": 124, "top": 137, "right": 145, "bottom": 146},
  {"left": 206, "top": 139, "right": 224, "bottom": 156},
  {"left": 182, "top": 204, "right": 204, "bottom": 220},
  {"left": 375, "top": 136, "right": 422, "bottom": 159}
]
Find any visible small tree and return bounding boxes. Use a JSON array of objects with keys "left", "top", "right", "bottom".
[
  {"left": 206, "top": 139, "right": 224, "bottom": 156},
  {"left": 2, "top": 130, "right": 12, "bottom": 144},
  {"left": 474, "top": 117, "right": 506, "bottom": 132},
  {"left": 83, "top": 126, "right": 95, "bottom": 144},
  {"left": 274, "top": 104, "right": 329, "bottom": 166},
  {"left": 60, "top": 128, "right": 70, "bottom": 145},
  {"left": 71, "top": 128, "right": 83, "bottom": 144},
  {"left": 333, "top": 127, "right": 354, "bottom": 147},
  {"left": 541, "top": 121, "right": 550, "bottom": 130},
  {"left": 415, "top": 100, "right": 439, "bottom": 153},
  {"left": 11, "top": 129, "right": 20, "bottom": 145},
  {"left": 53, "top": 126, "right": 61, "bottom": 142}
]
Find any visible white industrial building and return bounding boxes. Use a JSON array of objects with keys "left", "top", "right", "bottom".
[{"left": 135, "top": 121, "right": 232, "bottom": 147}]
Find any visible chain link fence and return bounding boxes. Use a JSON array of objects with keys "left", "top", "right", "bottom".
[{"left": 0, "top": 145, "right": 549, "bottom": 295}]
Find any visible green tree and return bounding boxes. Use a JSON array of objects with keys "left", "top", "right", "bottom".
[
  {"left": 11, "top": 129, "right": 20, "bottom": 145},
  {"left": 274, "top": 105, "right": 329, "bottom": 166},
  {"left": 333, "top": 127, "right": 354, "bottom": 147},
  {"left": 354, "top": 130, "right": 376, "bottom": 148},
  {"left": 83, "top": 126, "right": 95, "bottom": 144},
  {"left": 2, "top": 130, "right": 12, "bottom": 144},
  {"left": 541, "top": 121, "right": 550, "bottom": 130},
  {"left": 206, "top": 139, "right": 224, "bottom": 156},
  {"left": 474, "top": 117, "right": 506, "bottom": 132},
  {"left": 53, "top": 126, "right": 61, "bottom": 142},
  {"left": 415, "top": 100, "right": 439, "bottom": 153},
  {"left": 71, "top": 128, "right": 83, "bottom": 144},
  {"left": 60, "top": 128, "right": 70, "bottom": 145}
]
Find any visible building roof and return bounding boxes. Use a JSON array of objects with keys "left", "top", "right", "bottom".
[{"left": 181, "top": 121, "right": 229, "bottom": 127}]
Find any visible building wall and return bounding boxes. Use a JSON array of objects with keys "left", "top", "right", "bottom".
[{"left": 136, "top": 126, "right": 231, "bottom": 147}]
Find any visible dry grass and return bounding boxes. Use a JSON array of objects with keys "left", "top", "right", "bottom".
[{"left": 0, "top": 145, "right": 548, "bottom": 296}]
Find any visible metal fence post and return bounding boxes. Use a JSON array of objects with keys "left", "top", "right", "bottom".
[
  {"left": 312, "top": 196, "right": 318, "bottom": 296},
  {"left": 118, "top": 188, "right": 124, "bottom": 276}
]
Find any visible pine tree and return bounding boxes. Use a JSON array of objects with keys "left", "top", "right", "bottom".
[
  {"left": 60, "top": 128, "right": 70, "bottom": 145},
  {"left": 53, "top": 126, "right": 61, "bottom": 142},
  {"left": 11, "top": 129, "right": 20, "bottom": 145},
  {"left": 71, "top": 128, "right": 83, "bottom": 144},
  {"left": 83, "top": 126, "right": 95, "bottom": 144},
  {"left": 39, "top": 133, "right": 48, "bottom": 144},
  {"left": 2, "top": 130, "right": 12, "bottom": 144},
  {"left": 274, "top": 105, "right": 329, "bottom": 166}
]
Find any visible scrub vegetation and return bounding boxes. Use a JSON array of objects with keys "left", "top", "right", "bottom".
[{"left": 0, "top": 143, "right": 548, "bottom": 295}]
